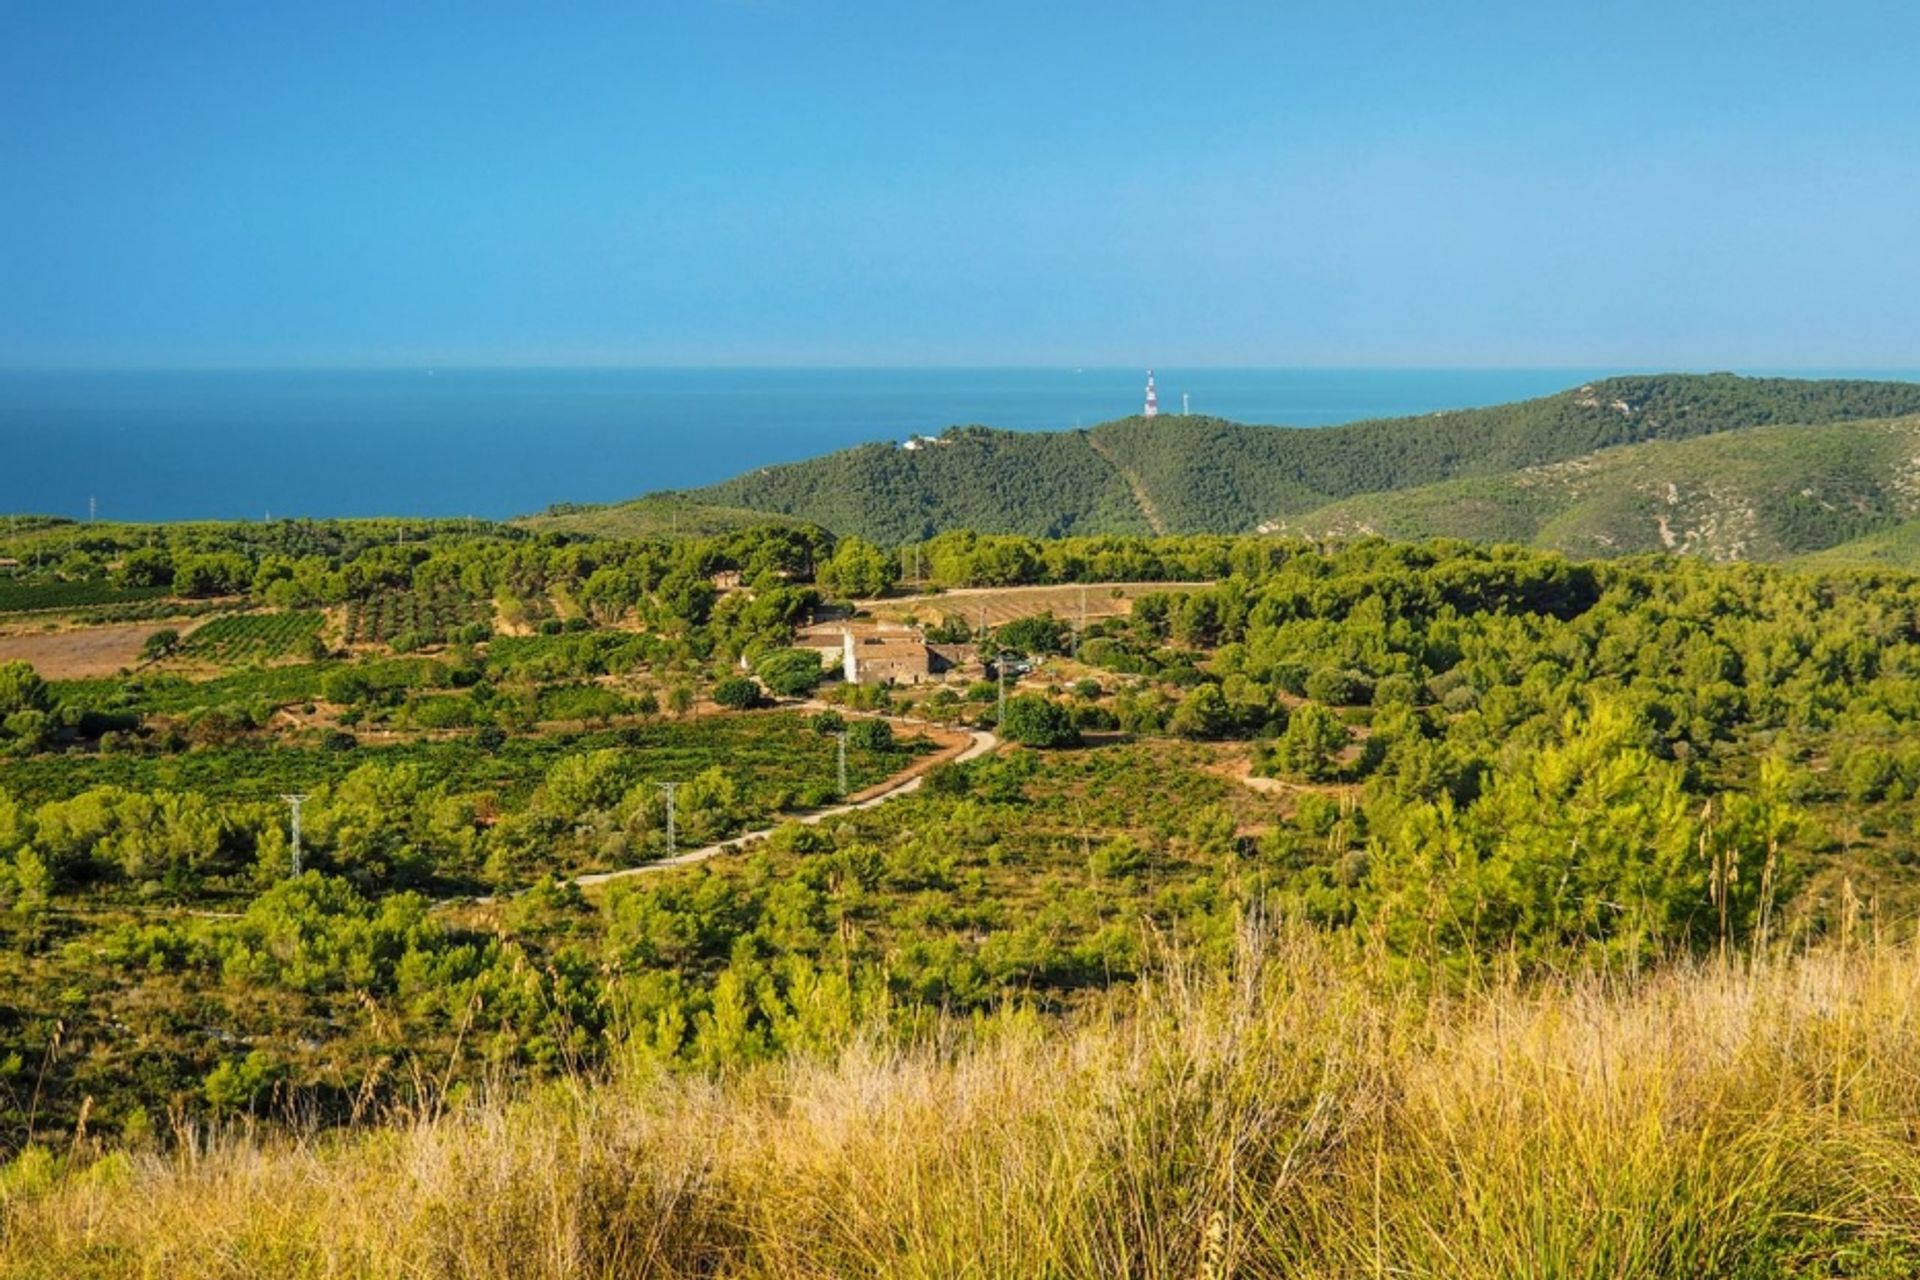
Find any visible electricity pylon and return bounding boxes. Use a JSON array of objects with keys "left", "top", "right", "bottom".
[
  {"left": 280, "top": 794, "right": 308, "bottom": 876},
  {"left": 659, "top": 781, "right": 679, "bottom": 856}
]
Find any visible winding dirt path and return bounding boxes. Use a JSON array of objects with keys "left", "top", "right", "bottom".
[{"left": 563, "top": 711, "right": 998, "bottom": 890}]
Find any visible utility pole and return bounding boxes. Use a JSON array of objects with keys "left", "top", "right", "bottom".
[
  {"left": 836, "top": 731, "right": 849, "bottom": 799},
  {"left": 280, "top": 794, "right": 308, "bottom": 876},
  {"left": 997, "top": 657, "right": 1008, "bottom": 723},
  {"left": 659, "top": 782, "right": 679, "bottom": 856},
  {"left": 1076, "top": 583, "right": 1088, "bottom": 658},
  {"left": 88, "top": 496, "right": 96, "bottom": 523}
]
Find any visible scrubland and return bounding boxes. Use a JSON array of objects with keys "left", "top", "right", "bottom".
[{"left": 9, "top": 923, "right": 1920, "bottom": 1279}]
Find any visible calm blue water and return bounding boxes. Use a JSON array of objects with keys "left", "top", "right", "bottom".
[{"left": 2, "top": 367, "right": 1904, "bottom": 522}]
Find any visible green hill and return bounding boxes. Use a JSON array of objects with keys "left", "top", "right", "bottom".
[
  {"left": 610, "top": 373, "right": 1920, "bottom": 543},
  {"left": 1270, "top": 416, "right": 1920, "bottom": 560},
  {"left": 1086, "top": 373, "right": 1920, "bottom": 536},
  {"left": 699, "top": 426, "right": 1152, "bottom": 541}
]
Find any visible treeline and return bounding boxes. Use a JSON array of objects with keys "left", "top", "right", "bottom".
[
  {"left": 0, "top": 518, "right": 829, "bottom": 612},
  {"left": 1, "top": 514, "right": 1346, "bottom": 625}
]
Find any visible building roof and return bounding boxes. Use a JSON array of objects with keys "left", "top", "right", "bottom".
[
  {"left": 853, "top": 635, "right": 929, "bottom": 660},
  {"left": 795, "top": 621, "right": 924, "bottom": 644}
]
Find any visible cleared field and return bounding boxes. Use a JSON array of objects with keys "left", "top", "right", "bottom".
[
  {"left": 859, "top": 581, "right": 1205, "bottom": 628},
  {"left": 0, "top": 618, "right": 198, "bottom": 679}
]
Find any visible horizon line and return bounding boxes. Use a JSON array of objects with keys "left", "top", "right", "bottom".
[{"left": 4, "top": 362, "right": 1919, "bottom": 377}]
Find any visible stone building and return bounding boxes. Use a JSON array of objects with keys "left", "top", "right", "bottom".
[{"left": 795, "top": 621, "right": 962, "bottom": 685}]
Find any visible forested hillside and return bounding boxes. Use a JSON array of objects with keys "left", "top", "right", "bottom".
[
  {"left": 1091, "top": 373, "right": 1920, "bottom": 535},
  {"left": 1271, "top": 415, "right": 1920, "bottom": 559},
  {"left": 695, "top": 427, "right": 1152, "bottom": 541},
  {"left": 548, "top": 374, "right": 1920, "bottom": 544}
]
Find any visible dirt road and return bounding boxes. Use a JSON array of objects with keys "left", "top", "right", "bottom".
[
  {"left": 551, "top": 711, "right": 1000, "bottom": 893},
  {"left": 447, "top": 706, "right": 998, "bottom": 905}
]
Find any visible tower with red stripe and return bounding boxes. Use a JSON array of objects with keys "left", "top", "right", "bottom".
[{"left": 1144, "top": 369, "right": 1159, "bottom": 418}]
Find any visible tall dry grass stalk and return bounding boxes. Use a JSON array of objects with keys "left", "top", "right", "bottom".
[{"left": 8, "top": 924, "right": 1920, "bottom": 1278}]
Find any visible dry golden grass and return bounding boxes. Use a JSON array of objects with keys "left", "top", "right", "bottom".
[{"left": 9, "top": 925, "right": 1920, "bottom": 1278}]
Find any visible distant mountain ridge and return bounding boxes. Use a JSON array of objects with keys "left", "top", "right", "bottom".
[{"left": 534, "top": 374, "right": 1920, "bottom": 556}]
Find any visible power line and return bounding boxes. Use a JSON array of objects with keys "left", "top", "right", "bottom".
[
  {"left": 280, "top": 794, "right": 308, "bottom": 876},
  {"left": 659, "top": 781, "right": 680, "bottom": 856}
]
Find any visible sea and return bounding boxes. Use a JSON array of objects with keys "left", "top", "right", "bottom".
[{"left": 2, "top": 367, "right": 1910, "bottom": 523}]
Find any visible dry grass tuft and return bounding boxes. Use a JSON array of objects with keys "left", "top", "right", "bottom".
[{"left": 8, "top": 925, "right": 1920, "bottom": 1277}]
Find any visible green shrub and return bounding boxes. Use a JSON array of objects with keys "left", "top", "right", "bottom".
[
  {"left": 846, "top": 718, "right": 894, "bottom": 751},
  {"left": 756, "top": 648, "right": 825, "bottom": 698},
  {"left": 713, "top": 677, "right": 763, "bottom": 710},
  {"left": 999, "top": 694, "right": 1078, "bottom": 748}
]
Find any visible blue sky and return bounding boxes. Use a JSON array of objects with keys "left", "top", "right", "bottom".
[{"left": 2, "top": 0, "right": 1916, "bottom": 368}]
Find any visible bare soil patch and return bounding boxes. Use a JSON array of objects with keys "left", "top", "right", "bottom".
[
  {"left": 859, "top": 582, "right": 1203, "bottom": 629},
  {"left": 0, "top": 618, "right": 203, "bottom": 680}
]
